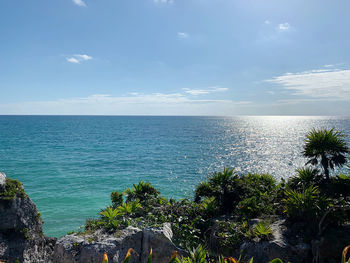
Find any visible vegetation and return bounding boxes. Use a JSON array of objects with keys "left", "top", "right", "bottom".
[
  {"left": 303, "top": 128, "right": 350, "bottom": 180},
  {"left": 100, "top": 244, "right": 350, "bottom": 263},
  {"left": 0, "top": 178, "right": 27, "bottom": 200},
  {"left": 70, "top": 128, "right": 349, "bottom": 261}
]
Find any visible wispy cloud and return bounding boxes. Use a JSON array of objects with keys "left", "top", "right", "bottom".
[
  {"left": 266, "top": 68, "right": 350, "bottom": 100},
  {"left": 177, "top": 32, "right": 189, "bottom": 38},
  {"left": 72, "top": 0, "right": 86, "bottom": 7},
  {"left": 0, "top": 92, "right": 252, "bottom": 115},
  {"left": 154, "top": 0, "right": 174, "bottom": 4},
  {"left": 277, "top": 23, "right": 290, "bottom": 32},
  {"left": 183, "top": 87, "right": 228, "bottom": 96},
  {"left": 66, "top": 54, "right": 92, "bottom": 64},
  {"left": 264, "top": 20, "right": 270, "bottom": 25}
]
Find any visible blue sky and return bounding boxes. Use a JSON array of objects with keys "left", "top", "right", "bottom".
[{"left": 1, "top": 0, "right": 350, "bottom": 115}]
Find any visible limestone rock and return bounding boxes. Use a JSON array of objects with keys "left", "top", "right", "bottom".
[
  {"left": 0, "top": 176, "right": 56, "bottom": 263},
  {"left": 52, "top": 223, "right": 183, "bottom": 263},
  {"left": 52, "top": 227, "right": 142, "bottom": 263},
  {"left": 141, "top": 223, "right": 183, "bottom": 263},
  {"left": 0, "top": 172, "right": 5, "bottom": 191}
]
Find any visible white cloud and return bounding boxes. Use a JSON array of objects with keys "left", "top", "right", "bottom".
[
  {"left": 183, "top": 87, "right": 228, "bottom": 96},
  {"left": 177, "top": 32, "right": 189, "bottom": 38},
  {"left": 66, "top": 54, "right": 92, "bottom": 64},
  {"left": 264, "top": 20, "right": 270, "bottom": 25},
  {"left": 277, "top": 23, "right": 290, "bottom": 32},
  {"left": 66, "top": 57, "right": 80, "bottom": 64},
  {"left": 72, "top": 0, "right": 86, "bottom": 7},
  {"left": 154, "top": 0, "right": 174, "bottom": 4},
  {"left": 266, "top": 68, "right": 350, "bottom": 100}
]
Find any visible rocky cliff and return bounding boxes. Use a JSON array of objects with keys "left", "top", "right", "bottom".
[
  {"left": 0, "top": 172, "right": 56, "bottom": 263},
  {"left": 1, "top": 171, "right": 348, "bottom": 263},
  {"left": 52, "top": 223, "right": 186, "bottom": 263},
  {"left": 0, "top": 172, "right": 184, "bottom": 263}
]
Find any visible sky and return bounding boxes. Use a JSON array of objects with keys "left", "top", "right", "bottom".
[{"left": 1, "top": 0, "right": 350, "bottom": 115}]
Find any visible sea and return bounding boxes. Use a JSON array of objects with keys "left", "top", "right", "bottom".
[{"left": 0, "top": 116, "right": 349, "bottom": 237}]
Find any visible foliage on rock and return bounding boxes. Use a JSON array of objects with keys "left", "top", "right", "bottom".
[{"left": 0, "top": 178, "right": 27, "bottom": 200}]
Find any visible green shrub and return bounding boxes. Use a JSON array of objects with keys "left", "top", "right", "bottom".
[
  {"left": 200, "top": 197, "right": 219, "bottom": 217},
  {"left": 236, "top": 173, "right": 278, "bottom": 218},
  {"left": 111, "top": 190, "right": 124, "bottom": 208},
  {"left": 215, "top": 221, "right": 243, "bottom": 251},
  {"left": 84, "top": 218, "right": 105, "bottom": 232},
  {"left": 283, "top": 185, "right": 330, "bottom": 223},
  {"left": 237, "top": 194, "right": 273, "bottom": 219},
  {"left": 116, "top": 200, "right": 142, "bottom": 216},
  {"left": 326, "top": 174, "right": 350, "bottom": 198},
  {"left": 0, "top": 178, "right": 27, "bottom": 200},
  {"left": 124, "top": 181, "right": 160, "bottom": 202},
  {"left": 253, "top": 222, "right": 273, "bottom": 240},
  {"left": 182, "top": 245, "right": 208, "bottom": 263},
  {"left": 195, "top": 169, "right": 239, "bottom": 214},
  {"left": 287, "top": 167, "right": 322, "bottom": 190},
  {"left": 100, "top": 207, "right": 121, "bottom": 231}
]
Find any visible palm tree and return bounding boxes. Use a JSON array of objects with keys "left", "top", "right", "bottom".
[{"left": 303, "top": 128, "right": 350, "bottom": 180}]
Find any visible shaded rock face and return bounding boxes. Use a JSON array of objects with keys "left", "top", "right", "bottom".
[
  {"left": 52, "top": 223, "right": 184, "bottom": 263},
  {"left": 239, "top": 219, "right": 312, "bottom": 263},
  {"left": 0, "top": 172, "right": 56, "bottom": 263},
  {"left": 314, "top": 224, "right": 350, "bottom": 263}
]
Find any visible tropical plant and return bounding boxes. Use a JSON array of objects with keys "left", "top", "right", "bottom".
[
  {"left": 200, "top": 196, "right": 219, "bottom": 216},
  {"left": 283, "top": 185, "right": 330, "bottom": 223},
  {"left": 103, "top": 253, "right": 108, "bottom": 263},
  {"left": 117, "top": 200, "right": 142, "bottom": 215},
  {"left": 303, "top": 128, "right": 350, "bottom": 180},
  {"left": 215, "top": 221, "right": 243, "bottom": 251},
  {"left": 195, "top": 168, "right": 238, "bottom": 213},
  {"left": 124, "top": 181, "right": 160, "bottom": 202},
  {"left": 147, "top": 248, "right": 153, "bottom": 263},
  {"left": 99, "top": 207, "right": 121, "bottom": 230},
  {"left": 287, "top": 167, "right": 321, "bottom": 189},
  {"left": 111, "top": 190, "right": 123, "bottom": 208},
  {"left": 253, "top": 222, "right": 273, "bottom": 240},
  {"left": 122, "top": 248, "right": 134, "bottom": 263},
  {"left": 183, "top": 245, "right": 208, "bottom": 263},
  {"left": 110, "top": 246, "right": 292, "bottom": 263},
  {"left": 236, "top": 173, "right": 278, "bottom": 218},
  {"left": 342, "top": 245, "right": 350, "bottom": 263}
]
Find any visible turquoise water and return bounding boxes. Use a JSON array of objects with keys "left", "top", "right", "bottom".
[{"left": 0, "top": 116, "right": 350, "bottom": 237}]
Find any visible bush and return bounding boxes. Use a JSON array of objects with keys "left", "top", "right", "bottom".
[
  {"left": 253, "top": 221, "right": 273, "bottom": 240},
  {"left": 0, "top": 178, "right": 27, "bottom": 200},
  {"left": 195, "top": 169, "right": 239, "bottom": 214},
  {"left": 111, "top": 190, "right": 123, "bottom": 208},
  {"left": 283, "top": 185, "right": 330, "bottom": 224},
  {"left": 195, "top": 170, "right": 278, "bottom": 217},
  {"left": 287, "top": 167, "right": 322, "bottom": 190},
  {"left": 124, "top": 181, "right": 160, "bottom": 202},
  {"left": 236, "top": 173, "right": 278, "bottom": 218}
]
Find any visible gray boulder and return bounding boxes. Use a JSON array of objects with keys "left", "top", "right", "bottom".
[{"left": 52, "top": 223, "right": 183, "bottom": 263}]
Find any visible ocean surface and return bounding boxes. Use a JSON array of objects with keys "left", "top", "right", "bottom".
[{"left": 0, "top": 116, "right": 350, "bottom": 237}]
